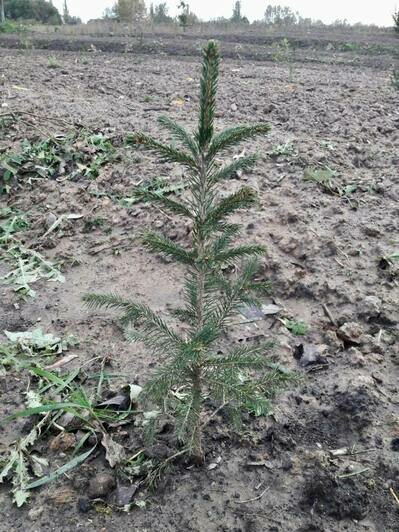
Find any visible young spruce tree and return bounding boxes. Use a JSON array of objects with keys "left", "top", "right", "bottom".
[{"left": 84, "top": 41, "right": 290, "bottom": 462}]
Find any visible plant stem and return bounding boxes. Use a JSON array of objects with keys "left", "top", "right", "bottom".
[
  {"left": 191, "top": 368, "right": 203, "bottom": 462},
  {"left": 190, "top": 155, "right": 208, "bottom": 462}
]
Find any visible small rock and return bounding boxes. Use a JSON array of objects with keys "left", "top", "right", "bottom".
[
  {"left": 324, "top": 330, "right": 341, "bottom": 349},
  {"left": 391, "top": 438, "right": 399, "bottom": 452},
  {"left": 145, "top": 443, "right": 171, "bottom": 460},
  {"left": 88, "top": 473, "right": 116, "bottom": 499},
  {"left": 77, "top": 497, "right": 92, "bottom": 513},
  {"left": 49, "top": 487, "right": 76, "bottom": 505},
  {"left": 230, "top": 103, "right": 238, "bottom": 112},
  {"left": 347, "top": 347, "right": 365, "bottom": 367},
  {"left": 293, "top": 344, "right": 328, "bottom": 368},
  {"left": 361, "top": 296, "right": 382, "bottom": 318},
  {"left": 363, "top": 225, "right": 380, "bottom": 237},
  {"left": 28, "top": 506, "right": 44, "bottom": 520},
  {"left": 369, "top": 352, "right": 384, "bottom": 364},
  {"left": 337, "top": 322, "right": 364, "bottom": 345},
  {"left": 49, "top": 432, "right": 76, "bottom": 453},
  {"left": 360, "top": 334, "right": 384, "bottom": 354},
  {"left": 372, "top": 371, "right": 384, "bottom": 384},
  {"left": 45, "top": 212, "right": 57, "bottom": 228},
  {"left": 208, "top": 456, "right": 222, "bottom": 470}
]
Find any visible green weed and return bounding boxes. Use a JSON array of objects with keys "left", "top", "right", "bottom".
[
  {"left": 270, "top": 141, "right": 297, "bottom": 158},
  {"left": 281, "top": 319, "right": 309, "bottom": 336},
  {"left": 303, "top": 166, "right": 358, "bottom": 200},
  {"left": 120, "top": 176, "right": 187, "bottom": 208},
  {"left": 0, "top": 130, "right": 116, "bottom": 194},
  {"left": 0, "top": 208, "right": 64, "bottom": 299},
  {"left": 47, "top": 55, "right": 60, "bottom": 69},
  {"left": 272, "top": 38, "right": 295, "bottom": 82}
]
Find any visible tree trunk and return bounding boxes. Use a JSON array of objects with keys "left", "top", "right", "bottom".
[
  {"left": 189, "top": 156, "right": 208, "bottom": 464},
  {"left": 1, "top": 0, "right": 5, "bottom": 23},
  {"left": 191, "top": 369, "right": 203, "bottom": 463}
]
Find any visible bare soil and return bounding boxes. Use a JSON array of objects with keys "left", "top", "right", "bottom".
[{"left": 0, "top": 28, "right": 398, "bottom": 531}]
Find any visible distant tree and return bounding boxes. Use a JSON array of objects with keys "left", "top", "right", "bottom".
[
  {"left": 62, "top": 0, "right": 68, "bottom": 19},
  {"left": 231, "top": 1, "right": 241, "bottom": 22},
  {"left": 231, "top": 1, "right": 248, "bottom": 24},
  {"left": 264, "top": 4, "right": 297, "bottom": 25},
  {"left": 103, "top": 6, "right": 116, "bottom": 19},
  {"left": 178, "top": 1, "right": 189, "bottom": 30},
  {"left": 1, "top": 0, "right": 5, "bottom": 22},
  {"left": 178, "top": 1, "right": 198, "bottom": 30},
  {"left": 4, "top": 0, "right": 62, "bottom": 23},
  {"left": 113, "top": 0, "right": 146, "bottom": 23},
  {"left": 150, "top": 2, "right": 172, "bottom": 24},
  {"left": 62, "top": 1, "right": 80, "bottom": 24},
  {"left": 393, "top": 9, "right": 399, "bottom": 32}
]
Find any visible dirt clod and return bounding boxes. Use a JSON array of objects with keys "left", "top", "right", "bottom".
[
  {"left": 302, "top": 471, "right": 370, "bottom": 520},
  {"left": 88, "top": 473, "right": 116, "bottom": 499}
]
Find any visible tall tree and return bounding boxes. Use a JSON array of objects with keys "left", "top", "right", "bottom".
[
  {"left": 1, "top": 0, "right": 5, "bottom": 23},
  {"left": 231, "top": 1, "right": 248, "bottom": 24},
  {"left": 178, "top": 1, "right": 198, "bottom": 30},
  {"left": 264, "top": 4, "right": 297, "bottom": 25},
  {"left": 231, "top": 1, "right": 241, "bottom": 23},
  {"left": 178, "top": 1, "right": 189, "bottom": 30},
  {"left": 113, "top": 0, "right": 146, "bottom": 23},
  {"left": 62, "top": 0, "right": 68, "bottom": 21},
  {"left": 4, "top": 0, "right": 61, "bottom": 23},
  {"left": 150, "top": 2, "right": 171, "bottom": 23}
]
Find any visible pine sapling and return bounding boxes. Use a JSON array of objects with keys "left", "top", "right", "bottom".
[{"left": 84, "top": 40, "right": 292, "bottom": 463}]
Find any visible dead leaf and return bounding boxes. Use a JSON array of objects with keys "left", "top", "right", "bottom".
[
  {"left": 129, "top": 384, "right": 143, "bottom": 401},
  {"left": 101, "top": 433, "right": 126, "bottom": 468},
  {"left": 99, "top": 393, "right": 129, "bottom": 410},
  {"left": 261, "top": 304, "right": 283, "bottom": 315},
  {"left": 45, "top": 354, "right": 78, "bottom": 370},
  {"left": 115, "top": 483, "right": 139, "bottom": 506}
]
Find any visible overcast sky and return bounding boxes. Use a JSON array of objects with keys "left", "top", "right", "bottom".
[{"left": 54, "top": 0, "right": 397, "bottom": 26}]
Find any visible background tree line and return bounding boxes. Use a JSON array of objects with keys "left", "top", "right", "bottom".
[
  {"left": 0, "top": 0, "right": 81, "bottom": 25},
  {"left": 1, "top": 0, "right": 397, "bottom": 31}
]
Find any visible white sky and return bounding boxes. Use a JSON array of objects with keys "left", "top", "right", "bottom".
[{"left": 53, "top": 1, "right": 397, "bottom": 26}]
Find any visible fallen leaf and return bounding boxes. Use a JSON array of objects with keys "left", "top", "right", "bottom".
[
  {"left": 261, "top": 304, "right": 283, "bottom": 315},
  {"left": 129, "top": 384, "right": 143, "bottom": 401},
  {"left": 116, "top": 483, "right": 138, "bottom": 506},
  {"left": 101, "top": 433, "right": 126, "bottom": 468},
  {"left": 45, "top": 354, "right": 78, "bottom": 370},
  {"left": 99, "top": 393, "right": 129, "bottom": 410}
]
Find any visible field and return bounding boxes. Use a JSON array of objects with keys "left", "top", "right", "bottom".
[{"left": 0, "top": 26, "right": 399, "bottom": 531}]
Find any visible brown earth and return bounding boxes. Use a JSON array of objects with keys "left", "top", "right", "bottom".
[{"left": 0, "top": 28, "right": 398, "bottom": 532}]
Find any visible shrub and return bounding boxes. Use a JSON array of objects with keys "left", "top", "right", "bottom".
[
  {"left": 272, "top": 38, "right": 295, "bottom": 82},
  {"left": 84, "top": 40, "right": 292, "bottom": 463},
  {"left": 4, "top": 0, "right": 62, "bottom": 24},
  {"left": 0, "top": 20, "right": 26, "bottom": 33}
]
